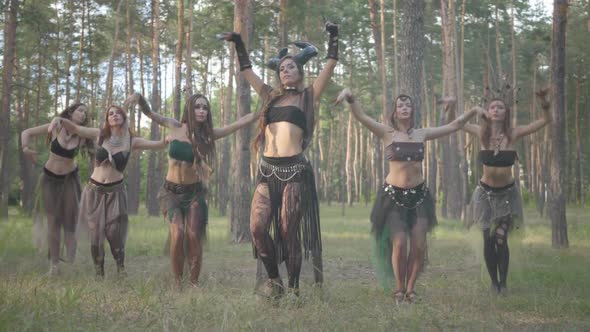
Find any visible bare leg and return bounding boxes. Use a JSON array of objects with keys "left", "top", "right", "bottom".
[
  {"left": 391, "top": 230, "right": 407, "bottom": 295},
  {"left": 46, "top": 214, "right": 61, "bottom": 272},
  {"left": 406, "top": 218, "right": 428, "bottom": 297},
  {"left": 64, "top": 231, "right": 77, "bottom": 264},
  {"left": 186, "top": 199, "right": 206, "bottom": 285},
  {"left": 169, "top": 214, "right": 185, "bottom": 286}
]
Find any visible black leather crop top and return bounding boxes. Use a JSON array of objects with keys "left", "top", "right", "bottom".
[
  {"left": 266, "top": 105, "right": 307, "bottom": 132},
  {"left": 50, "top": 138, "right": 78, "bottom": 159},
  {"left": 385, "top": 142, "right": 425, "bottom": 162},
  {"left": 95, "top": 135, "right": 132, "bottom": 172},
  {"left": 479, "top": 150, "right": 517, "bottom": 167}
]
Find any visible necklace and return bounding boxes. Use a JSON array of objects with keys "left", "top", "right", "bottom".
[
  {"left": 108, "top": 135, "right": 124, "bottom": 148},
  {"left": 491, "top": 134, "right": 504, "bottom": 156}
]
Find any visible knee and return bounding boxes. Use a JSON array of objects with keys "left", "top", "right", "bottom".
[
  {"left": 170, "top": 224, "right": 184, "bottom": 240},
  {"left": 392, "top": 234, "right": 407, "bottom": 252},
  {"left": 495, "top": 224, "right": 508, "bottom": 246},
  {"left": 250, "top": 222, "right": 267, "bottom": 241}
]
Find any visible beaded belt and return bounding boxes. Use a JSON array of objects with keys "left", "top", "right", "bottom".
[{"left": 383, "top": 183, "right": 428, "bottom": 209}]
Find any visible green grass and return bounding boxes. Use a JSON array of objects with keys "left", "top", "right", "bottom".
[{"left": 1, "top": 205, "right": 589, "bottom": 331}]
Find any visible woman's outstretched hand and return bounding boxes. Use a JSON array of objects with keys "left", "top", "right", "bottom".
[
  {"left": 335, "top": 88, "right": 354, "bottom": 105},
  {"left": 535, "top": 87, "right": 551, "bottom": 109}
]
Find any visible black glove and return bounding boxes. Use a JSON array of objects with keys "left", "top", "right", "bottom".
[
  {"left": 221, "top": 32, "right": 252, "bottom": 71},
  {"left": 325, "top": 22, "right": 339, "bottom": 60}
]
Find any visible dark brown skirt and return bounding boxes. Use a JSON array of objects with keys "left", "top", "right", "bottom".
[
  {"left": 33, "top": 167, "right": 82, "bottom": 249},
  {"left": 78, "top": 180, "right": 128, "bottom": 247},
  {"left": 157, "top": 180, "right": 208, "bottom": 238}
]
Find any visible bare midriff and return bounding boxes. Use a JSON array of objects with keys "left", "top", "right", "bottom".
[
  {"left": 44, "top": 153, "right": 78, "bottom": 175},
  {"left": 263, "top": 122, "right": 304, "bottom": 157},
  {"left": 481, "top": 166, "right": 514, "bottom": 187},
  {"left": 166, "top": 159, "right": 200, "bottom": 184},
  {"left": 385, "top": 161, "right": 424, "bottom": 189},
  {"left": 90, "top": 165, "right": 124, "bottom": 184}
]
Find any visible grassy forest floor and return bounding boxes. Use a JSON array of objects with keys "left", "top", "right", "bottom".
[{"left": 1, "top": 204, "right": 589, "bottom": 331}]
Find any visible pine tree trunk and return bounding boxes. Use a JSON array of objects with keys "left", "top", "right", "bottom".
[
  {"left": 440, "top": 0, "right": 462, "bottom": 219},
  {"left": 185, "top": 0, "right": 194, "bottom": 97},
  {"left": 147, "top": 0, "right": 162, "bottom": 216},
  {"left": 0, "top": 0, "right": 19, "bottom": 218},
  {"left": 392, "top": 0, "right": 399, "bottom": 96},
  {"left": 229, "top": 0, "right": 253, "bottom": 243},
  {"left": 75, "top": 0, "right": 86, "bottom": 102},
  {"left": 218, "top": 49, "right": 234, "bottom": 216},
  {"left": 549, "top": 0, "right": 569, "bottom": 248},
  {"left": 494, "top": 3, "right": 503, "bottom": 79},
  {"left": 279, "top": 0, "right": 288, "bottom": 46},
  {"left": 53, "top": 0, "right": 61, "bottom": 114},
  {"left": 17, "top": 59, "right": 36, "bottom": 213},
  {"left": 574, "top": 79, "right": 583, "bottom": 204},
  {"left": 103, "top": 0, "right": 125, "bottom": 109},
  {"left": 64, "top": 0, "right": 74, "bottom": 107},
  {"left": 126, "top": 0, "right": 141, "bottom": 215},
  {"left": 173, "top": 0, "right": 184, "bottom": 120},
  {"left": 370, "top": 0, "right": 391, "bottom": 180}
]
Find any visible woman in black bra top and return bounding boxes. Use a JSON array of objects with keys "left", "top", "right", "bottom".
[
  {"left": 128, "top": 92, "right": 260, "bottom": 289},
  {"left": 221, "top": 22, "right": 338, "bottom": 299},
  {"left": 337, "top": 88, "right": 481, "bottom": 303},
  {"left": 21, "top": 103, "right": 91, "bottom": 275},
  {"left": 60, "top": 104, "right": 166, "bottom": 277},
  {"left": 463, "top": 88, "right": 551, "bottom": 295}
]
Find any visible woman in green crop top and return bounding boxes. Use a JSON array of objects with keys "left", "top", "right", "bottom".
[{"left": 128, "top": 92, "right": 260, "bottom": 288}]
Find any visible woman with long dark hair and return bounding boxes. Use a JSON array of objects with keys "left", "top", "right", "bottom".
[
  {"left": 336, "top": 88, "right": 482, "bottom": 303},
  {"left": 21, "top": 103, "right": 92, "bottom": 274},
  {"left": 130, "top": 92, "right": 260, "bottom": 288},
  {"left": 221, "top": 22, "right": 338, "bottom": 298},
  {"left": 59, "top": 103, "right": 166, "bottom": 277},
  {"left": 464, "top": 88, "right": 551, "bottom": 295}
]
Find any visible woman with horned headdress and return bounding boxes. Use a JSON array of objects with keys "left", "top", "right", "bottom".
[
  {"left": 58, "top": 103, "right": 167, "bottom": 277},
  {"left": 21, "top": 103, "right": 93, "bottom": 275},
  {"left": 464, "top": 86, "right": 551, "bottom": 296},
  {"left": 220, "top": 21, "right": 338, "bottom": 298},
  {"left": 335, "top": 89, "right": 483, "bottom": 303},
  {"left": 126, "top": 92, "right": 260, "bottom": 288}
]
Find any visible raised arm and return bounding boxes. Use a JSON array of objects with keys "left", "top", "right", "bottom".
[
  {"left": 59, "top": 118, "right": 101, "bottom": 140},
  {"left": 21, "top": 123, "right": 50, "bottom": 149},
  {"left": 132, "top": 136, "right": 168, "bottom": 151},
  {"left": 213, "top": 111, "right": 262, "bottom": 140},
  {"left": 463, "top": 123, "right": 481, "bottom": 136},
  {"left": 21, "top": 123, "right": 51, "bottom": 164},
  {"left": 513, "top": 88, "right": 552, "bottom": 139},
  {"left": 422, "top": 99, "right": 483, "bottom": 141},
  {"left": 312, "top": 22, "right": 339, "bottom": 101},
  {"left": 125, "top": 93, "right": 181, "bottom": 129},
  {"left": 219, "top": 32, "right": 267, "bottom": 96},
  {"left": 336, "top": 88, "right": 390, "bottom": 138}
]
